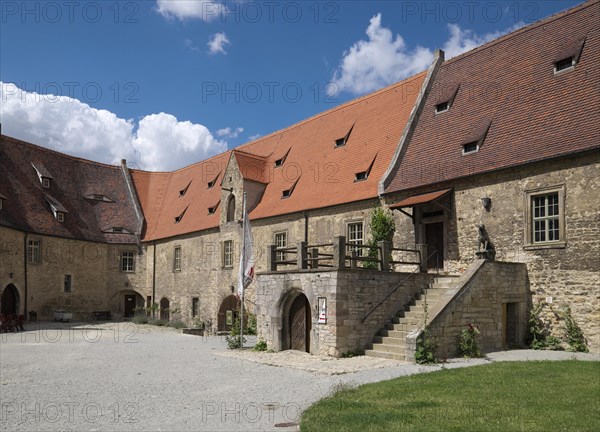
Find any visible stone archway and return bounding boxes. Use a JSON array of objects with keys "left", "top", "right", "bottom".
[
  {"left": 159, "top": 297, "right": 170, "bottom": 321},
  {"left": 218, "top": 294, "right": 241, "bottom": 332},
  {"left": 1, "top": 284, "right": 20, "bottom": 315},
  {"left": 283, "top": 293, "right": 311, "bottom": 353}
]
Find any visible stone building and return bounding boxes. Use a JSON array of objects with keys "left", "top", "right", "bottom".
[
  {"left": 379, "top": 0, "right": 599, "bottom": 356},
  {"left": 1, "top": 0, "right": 597, "bottom": 360}
]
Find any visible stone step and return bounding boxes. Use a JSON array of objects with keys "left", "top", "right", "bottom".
[
  {"left": 365, "top": 349, "right": 406, "bottom": 361},
  {"left": 373, "top": 335, "right": 405, "bottom": 346},
  {"left": 379, "top": 328, "right": 418, "bottom": 338},
  {"left": 369, "top": 343, "right": 406, "bottom": 354},
  {"left": 433, "top": 276, "right": 459, "bottom": 284},
  {"left": 386, "top": 322, "right": 417, "bottom": 331}
]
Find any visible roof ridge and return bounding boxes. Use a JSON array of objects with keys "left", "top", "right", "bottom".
[
  {"left": 1, "top": 134, "right": 122, "bottom": 170},
  {"left": 444, "top": 0, "right": 595, "bottom": 66}
]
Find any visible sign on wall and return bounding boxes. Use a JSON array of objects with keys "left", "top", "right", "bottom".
[{"left": 318, "top": 297, "right": 327, "bottom": 324}]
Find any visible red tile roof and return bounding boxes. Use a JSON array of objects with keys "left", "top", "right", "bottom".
[
  {"left": 384, "top": 0, "right": 600, "bottom": 194},
  {"left": 131, "top": 72, "right": 426, "bottom": 241},
  {"left": 389, "top": 189, "right": 452, "bottom": 209},
  {"left": 0, "top": 135, "right": 139, "bottom": 243}
]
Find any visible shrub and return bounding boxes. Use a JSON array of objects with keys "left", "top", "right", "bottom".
[
  {"left": 245, "top": 313, "right": 257, "bottom": 335},
  {"left": 415, "top": 327, "right": 437, "bottom": 364},
  {"left": 225, "top": 315, "right": 246, "bottom": 349},
  {"left": 132, "top": 315, "right": 148, "bottom": 325},
  {"left": 561, "top": 306, "right": 588, "bottom": 353},
  {"left": 363, "top": 207, "right": 395, "bottom": 269},
  {"left": 459, "top": 322, "right": 482, "bottom": 358},
  {"left": 253, "top": 339, "right": 268, "bottom": 352}
]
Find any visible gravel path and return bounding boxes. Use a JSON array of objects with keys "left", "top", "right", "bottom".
[{"left": 1, "top": 322, "right": 597, "bottom": 432}]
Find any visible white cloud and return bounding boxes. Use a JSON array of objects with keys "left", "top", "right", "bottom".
[
  {"left": 216, "top": 127, "right": 244, "bottom": 138},
  {"left": 156, "top": 0, "right": 227, "bottom": 22},
  {"left": 207, "top": 32, "right": 230, "bottom": 55},
  {"left": 248, "top": 134, "right": 261, "bottom": 141},
  {"left": 0, "top": 82, "right": 226, "bottom": 172},
  {"left": 331, "top": 14, "right": 523, "bottom": 96}
]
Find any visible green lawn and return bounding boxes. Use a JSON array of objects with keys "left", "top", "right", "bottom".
[{"left": 301, "top": 361, "right": 600, "bottom": 432}]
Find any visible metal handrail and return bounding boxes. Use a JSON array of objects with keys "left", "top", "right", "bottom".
[{"left": 360, "top": 249, "right": 438, "bottom": 323}]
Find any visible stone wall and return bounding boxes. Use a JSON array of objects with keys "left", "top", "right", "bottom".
[
  {"left": 256, "top": 269, "right": 434, "bottom": 357},
  {"left": 388, "top": 152, "right": 600, "bottom": 352},
  {"left": 406, "top": 260, "right": 529, "bottom": 360}
]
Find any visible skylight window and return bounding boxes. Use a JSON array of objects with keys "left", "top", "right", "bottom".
[
  {"left": 42, "top": 178, "right": 50, "bottom": 188},
  {"left": 274, "top": 149, "right": 290, "bottom": 168},
  {"left": 462, "top": 141, "right": 479, "bottom": 155},
  {"left": 208, "top": 206, "right": 217, "bottom": 215},
  {"left": 56, "top": 212, "right": 65, "bottom": 223},
  {"left": 554, "top": 56, "right": 575, "bottom": 73},
  {"left": 354, "top": 154, "right": 377, "bottom": 182},
  {"left": 207, "top": 173, "right": 220, "bottom": 189}
]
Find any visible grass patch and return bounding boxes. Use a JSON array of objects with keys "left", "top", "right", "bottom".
[{"left": 301, "top": 361, "right": 600, "bottom": 432}]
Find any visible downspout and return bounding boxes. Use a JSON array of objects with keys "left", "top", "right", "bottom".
[
  {"left": 378, "top": 49, "right": 446, "bottom": 196},
  {"left": 23, "top": 233, "right": 28, "bottom": 317},
  {"left": 152, "top": 240, "right": 156, "bottom": 319},
  {"left": 303, "top": 211, "right": 309, "bottom": 244}
]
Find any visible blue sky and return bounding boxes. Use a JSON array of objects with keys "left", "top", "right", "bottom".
[{"left": 1, "top": 0, "right": 581, "bottom": 170}]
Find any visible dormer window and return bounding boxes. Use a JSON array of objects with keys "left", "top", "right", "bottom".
[
  {"left": 85, "top": 194, "right": 113, "bottom": 202},
  {"left": 56, "top": 212, "right": 65, "bottom": 223},
  {"left": 0, "top": 193, "right": 6, "bottom": 210},
  {"left": 463, "top": 141, "right": 479, "bottom": 155},
  {"left": 179, "top": 181, "right": 192, "bottom": 197},
  {"left": 554, "top": 56, "right": 575, "bottom": 73},
  {"left": 282, "top": 178, "right": 300, "bottom": 199},
  {"left": 274, "top": 149, "right": 291, "bottom": 168},
  {"left": 208, "top": 206, "right": 217, "bottom": 215},
  {"left": 42, "top": 178, "right": 50, "bottom": 188},
  {"left": 44, "top": 194, "right": 68, "bottom": 222},
  {"left": 335, "top": 125, "right": 354, "bottom": 148},
  {"left": 32, "top": 163, "right": 53, "bottom": 188},
  {"left": 175, "top": 207, "right": 188, "bottom": 224},
  {"left": 355, "top": 155, "right": 377, "bottom": 182},
  {"left": 113, "top": 227, "right": 124, "bottom": 233},
  {"left": 435, "top": 101, "right": 449, "bottom": 114}
]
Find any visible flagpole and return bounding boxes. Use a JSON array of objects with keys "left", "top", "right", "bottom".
[{"left": 240, "top": 192, "right": 246, "bottom": 349}]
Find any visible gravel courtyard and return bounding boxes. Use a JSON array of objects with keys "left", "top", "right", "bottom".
[{"left": 1, "top": 322, "right": 597, "bottom": 432}]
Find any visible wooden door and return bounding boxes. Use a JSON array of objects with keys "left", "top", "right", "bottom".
[
  {"left": 1, "top": 285, "right": 18, "bottom": 314},
  {"left": 426, "top": 222, "right": 444, "bottom": 271},
  {"left": 124, "top": 295, "right": 136, "bottom": 318},
  {"left": 160, "top": 298, "right": 170, "bottom": 321},
  {"left": 289, "top": 295, "right": 310, "bottom": 352},
  {"left": 218, "top": 295, "right": 240, "bottom": 331}
]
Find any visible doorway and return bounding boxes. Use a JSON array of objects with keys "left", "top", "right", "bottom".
[
  {"left": 1, "top": 284, "right": 19, "bottom": 315},
  {"left": 425, "top": 221, "right": 444, "bottom": 271},
  {"left": 124, "top": 295, "right": 137, "bottom": 318},
  {"left": 159, "top": 297, "right": 170, "bottom": 321},
  {"left": 288, "top": 294, "right": 311, "bottom": 353},
  {"left": 218, "top": 295, "right": 241, "bottom": 332}
]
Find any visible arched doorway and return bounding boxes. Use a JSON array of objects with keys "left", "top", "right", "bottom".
[
  {"left": 159, "top": 297, "right": 170, "bottom": 321},
  {"left": 1, "top": 284, "right": 20, "bottom": 315},
  {"left": 287, "top": 294, "right": 311, "bottom": 353},
  {"left": 218, "top": 294, "right": 241, "bottom": 331}
]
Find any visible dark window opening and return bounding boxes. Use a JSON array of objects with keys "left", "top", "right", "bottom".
[
  {"left": 355, "top": 171, "right": 368, "bottom": 181},
  {"left": 555, "top": 57, "right": 575, "bottom": 72},
  {"left": 64, "top": 275, "right": 72, "bottom": 293},
  {"left": 192, "top": 297, "right": 199, "bottom": 318},
  {"left": 179, "top": 181, "right": 192, "bottom": 197},
  {"left": 463, "top": 141, "right": 479, "bottom": 154},
  {"left": 435, "top": 101, "right": 449, "bottom": 113},
  {"left": 208, "top": 174, "right": 219, "bottom": 189},
  {"left": 335, "top": 125, "right": 354, "bottom": 148},
  {"left": 226, "top": 196, "right": 236, "bottom": 222},
  {"left": 175, "top": 207, "right": 188, "bottom": 224},
  {"left": 282, "top": 178, "right": 300, "bottom": 199}
]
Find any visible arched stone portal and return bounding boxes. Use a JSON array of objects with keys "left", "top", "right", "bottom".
[
  {"left": 159, "top": 297, "right": 170, "bottom": 321},
  {"left": 1, "top": 284, "right": 20, "bottom": 315},
  {"left": 285, "top": 293, "right": 311, "bottom": 353},
  {"left": 217, "top": 294, "right": 241, "bottom": 332}
]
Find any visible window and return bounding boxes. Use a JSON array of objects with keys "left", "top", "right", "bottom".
[
  {"left": 274, "top": 149, "right": 290, "bottom": 168},
  {"left": 208, "top": 206, "right": 217, "bottom": 215},
  {"left": 355, "top": 171, "right": 368, "bottom": 181},
  {"left": 347, "top": 222, "right": 364, "bottom": 257},
  {"left": 282, "top": 178, "right": 300, "bottom": 199},
  {"left": 113, "top": 227, "right": 123, "bottom": 233},
  {"left": 121, "top": 251, "right": 135, "bottom": 272},
  {"left": 435, "top": 101, "right": 449, "bottom": 113},
  {"left": 226, "top": 196, "right": 236, "bottom": 222},
  {"left": 462, "top": 141, "right": 479, "bottom": 155},
  {"left": 27, "top": 240, "right": 41, "bottom": 264},
  {"left": 223, "top": 240, "right": 234, "bottom": 268},
  {"left": 335, "top": 125, "right": 354, "bottom": 148},
  {"left": 56, "top": 212, "right": 65, "bottom": 223},
  {"left": 192, "top": 297, "right": 199, "bottom": 318},
  {"left": 174, "top": 246, "right": 182, "bottom": 272},
  {"left": 93, "top": 194, "right": 105, "bottom": 201},
  {"left": 42, "top": 178, "right": 50, "bottom": 189},
  {"left": 179, "top": 181, "right": 191, "bottom": 197},
  {"left": 207, "top": 174, "right": 219, "bottom": 189},
  {"left": 275, "top": 232, "right": 287, "bottom": 262},
  {"left": 64, "top": 275, "right": 72, "bottom": 293},
  {"left": 175, "top": 207, "right": 188, "bottom": 224},
  {"left": 554, "top": 56, "right": 575, "bottom": 73},
  {"left": 525, "top": 186, "right": 565, "bottom": 248}
]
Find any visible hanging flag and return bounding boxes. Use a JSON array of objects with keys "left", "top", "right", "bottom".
[{"left": 238, "top": 207, "right": 255, "bottom": 296}]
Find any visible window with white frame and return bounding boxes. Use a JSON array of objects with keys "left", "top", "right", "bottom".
[
  {"left": 174, "top": 246, "right": 182, "bottom": 272},
  {"left": 525, "top": 186, "right": 565, "bottom": 247},
  {"left": 223, "top": 240, "right": 233, "bottom": 268},
  {"left": 275, "top": 232, "right": 287, "bottom": 262},
  {"left": 27, "top": 240, "right": 41, "bottom": 264},
  {"left": 121, "top": 251, "right": 135, "bottom": 272},
  {"left": 347, "top": 222, "right": 364, "bottom": 256}
]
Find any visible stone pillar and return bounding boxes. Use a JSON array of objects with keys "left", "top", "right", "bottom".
[
  {"left": 333, "top": 236, "right": 346, "bottom": 269},
  {"left": 350, "top": 250, "right": 357, "bottom": 269}
]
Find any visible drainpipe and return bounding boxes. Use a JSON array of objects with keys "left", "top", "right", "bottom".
[
  {"left": 23, "top": 233, "right": 28, "bottom": 317},
  {"left": 303, "top": 211, "right": 309, "bottom": 244},
  {"left": 152, "top": 240, "right": 156, "bottom": 319}
]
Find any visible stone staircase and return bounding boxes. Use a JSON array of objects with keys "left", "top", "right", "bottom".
[{"left": 365, "top": 275, "right": 459, "bottom": 361}]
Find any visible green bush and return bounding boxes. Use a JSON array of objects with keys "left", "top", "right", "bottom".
[
  {"left": 253, "top": 338, "right": 268, "bottom": 352},
  {"left": 415, "top": 327, "right": 437, "bottom": 364},
  {"left": 363, "top": 207, "right": 396, "bottom": 269},
  {"left": 561, "top": 306, "right": 588, "bottom": 353},
  {"left": 132, "top": 315, "right": 148, "bottom": 325},
  {"left": 225, "top": 314, "right": 246, "bottom": 349},
  {"left": 246, "top": 313, "right": 257, "bottom": 335}
]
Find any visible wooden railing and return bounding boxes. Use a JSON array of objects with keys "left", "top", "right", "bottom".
[{"left": 268, "top": 237, "right": 428, "bottom": 273}]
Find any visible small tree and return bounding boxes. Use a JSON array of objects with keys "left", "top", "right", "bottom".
[{"left": 363, "top": 207, "right": 396, "bottom": 269}]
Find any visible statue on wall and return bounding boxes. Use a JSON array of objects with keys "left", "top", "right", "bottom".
[{"left": 476, "top": 224, "right": 496, "bottom": 260}]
